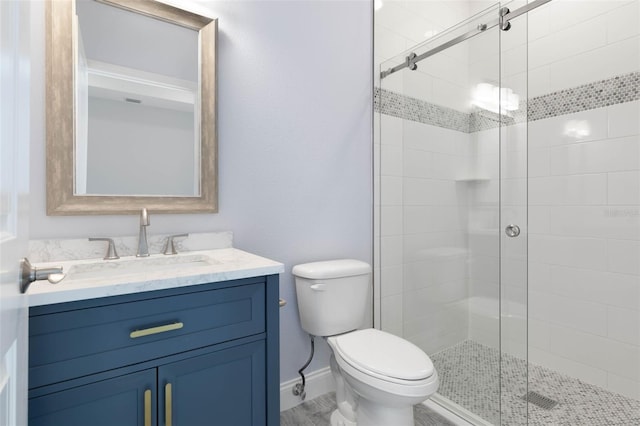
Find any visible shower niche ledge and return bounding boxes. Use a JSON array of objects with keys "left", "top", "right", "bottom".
[{"left": 455, "top": 177, "right": 491, "bottom": 183}]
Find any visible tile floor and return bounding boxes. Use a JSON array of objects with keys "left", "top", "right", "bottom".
[{"left": 280, "top": 392, "right": 457, "bottom": 426}]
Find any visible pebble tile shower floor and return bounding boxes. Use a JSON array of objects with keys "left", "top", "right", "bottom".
[{"left": 430, "top": 340, "right": 640, "bottom": 425}]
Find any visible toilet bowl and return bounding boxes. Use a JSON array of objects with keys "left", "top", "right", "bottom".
[
  {"left": 292, "top": 260, "right": 439, "bottom": 426},
  {"left": 328, "top": 328, "right": 439, "bottom": 426}
]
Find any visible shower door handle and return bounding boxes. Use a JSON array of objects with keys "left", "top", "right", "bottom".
[{"left": 505, "top": 224, "right": 521, "bottom": 237}]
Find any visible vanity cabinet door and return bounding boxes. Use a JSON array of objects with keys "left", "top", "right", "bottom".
[
  {"left": 158, "top": 340, "right": 266, "bottom": 426},
  {"left": 29, "top": 369, "right": 156, "bottom": 426}
]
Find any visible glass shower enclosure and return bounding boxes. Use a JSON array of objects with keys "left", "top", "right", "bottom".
[{"left": 375, "top": 0, "right": 639, "bottom": 424}]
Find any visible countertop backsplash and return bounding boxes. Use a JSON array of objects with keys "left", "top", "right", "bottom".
[{"left": 28, "top": 231, "right": 233, "bottom": 263}]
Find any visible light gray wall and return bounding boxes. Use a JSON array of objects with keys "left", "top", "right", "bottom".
[{"left": 30, "top": 0, "right": 372, "bottom": 383}]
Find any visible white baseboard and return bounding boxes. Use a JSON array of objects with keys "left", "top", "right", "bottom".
[{"left": 280, "top": 367, "right": 335, "bottom": 412}]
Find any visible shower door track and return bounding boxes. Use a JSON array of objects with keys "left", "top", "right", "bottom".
[{"left": 380, "top": 0, "right": 552, "bottom": 79}]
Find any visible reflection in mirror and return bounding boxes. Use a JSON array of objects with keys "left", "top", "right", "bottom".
[
  {"left": 46, "top": 0, "right": 217, "bottom": 214},
  {"left": 75, "top": 0, "right": 199, "bottom": 196}
]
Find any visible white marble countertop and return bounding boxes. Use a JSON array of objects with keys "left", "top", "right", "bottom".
[{"left": 27, "top": 248, "right": 284, "bottom": 307}]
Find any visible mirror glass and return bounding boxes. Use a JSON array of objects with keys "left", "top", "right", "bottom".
[
  {"left": 75, "top": 0, "right": 200, "bottom": 197},
  {"left": 46, "top": 0, "right": 217, "bottom": 215}
]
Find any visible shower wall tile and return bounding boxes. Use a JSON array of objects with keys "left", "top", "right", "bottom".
[
  {"left": 380, "top": 265, "right": 403, "bottom": 298},
  {"left": 528, "top": 206, "right": 550, "bottom": 234},
  {"left": 608, "top": 100, "right": 640, "bottom": 138},
  {"left": 529, "top": 174, "right": 608, "bottom": 206},
  {"left": 542, "top": 0, "right": 624, "bottom": 35},
  {"left": 420, "top": 51, "right": 469, "bottom": 88},
  {"left": 430, "top": 78, "right": 471, "bottom": 113},
  {"left": 528, "top": 97, "right": 639, "bottom": 396},
  {"left": 528, "top": 346, "right": 609, "bottom": 389},
  {"left": 403, "top": 148, "right": 433, "bottom": 178},
  {"left": 607, "top": 239, "right": 640, "bottom": 275},
  {"left": 606, "top": 0, "right": 640, "bottom": 43},
  {"left": 547, "top": 325, "right": 639, "bottom": 382},
  {"left": 401, "top": 69, "right": 433, "bottom": 102},
  {"left": 527, "top": 65, "right": 551, "bottom": 98},
  {"left": 380, "top": 205, "right": 403, "bottom": 236},
  {"left": 403, "top": 256, "right": 468, "bottom": 292},
  {"left": 547, "top": 36, "right": 640, "bottom": 94},
  {"left": 404, "top": 120, "right": 468, "bottom": 155},
  {"left": 607, "top": 306, "right": 640, "bottom": 346},
  {"left": 549, "top": 206, "right": 640, "bottom": 240},
  {"left": 380, "top": 235, "right": 403, "bottom": 268},
  {"left": 528, "top": 12, "right": 608, "bottom": 71},
  {"left": 548, "top": 135, "right": 639, "bottom": 175},
  {"left": 374, "top": 25, "right": 408, "bottom": 67},
  {"left": 403, "top": 178, "right": 463, "bottom": 206},
  {"left": 529, "top": 235, "right": 608, "bottom": 271},
  {"left": 380, "top": 144, "right": 403, "bottom": 176},
  {"left": 528, "top": 148, "right": 550, "bottom": 178},
  {"left": 380, "top": 114, "right": 404, "bottom": 147},
  {"left": 528, "top": 107, "right": 609, "bottom": 147},
  {"left": 530, "top": 291, "right": 608, "bottom": 337},
  {"left": 380, "top": 293, "right": 403, "bottom": 336},
  {"left": 404, "top": 205, "right": 465, "bottom": 234},
  {"left": 608, "top": 171, "right": 640, "bottom": 205},
  {"left": 380, "top": 175, "right": 402, "bottom": 205},
  {"left": 608, "top": 372, "right": 640, "bottom": 400}
]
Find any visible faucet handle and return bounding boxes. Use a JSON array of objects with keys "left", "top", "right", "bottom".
[
  {"left": 140, "top": 207, "right": 150, "bottom": 226},
  {"left": 89, "top": 238, "right": 120, "bottom": 260},
  {"left": 162, "top": 233, "right": 189, "bottom": 255}
]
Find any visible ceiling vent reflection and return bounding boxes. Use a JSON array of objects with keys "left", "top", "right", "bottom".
[
  {"left": 563, "top": 120, "right": 591, "bottom": 138},
  {"left": 472, "top": 83, "right": 520, "bottom": 116}
]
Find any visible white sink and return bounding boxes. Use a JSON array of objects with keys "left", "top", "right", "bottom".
[{"left": 66, "top": 254, "right": 219, "bottom": 280}]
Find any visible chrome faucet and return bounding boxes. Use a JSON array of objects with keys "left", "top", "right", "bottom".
[{"left": 136, "top": 208, "right": 150, "bottom": 257}]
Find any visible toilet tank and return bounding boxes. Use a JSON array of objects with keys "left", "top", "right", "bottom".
[{"left": 292, "top": 259, "right": 371, "bottom": 337}]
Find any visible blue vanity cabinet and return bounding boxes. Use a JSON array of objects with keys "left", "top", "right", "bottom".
[
  {"left": 29, "top": 369, "right": 156, "bottom": 426},
  {"left": 28, "top": 275, "right": 280, "bottom": 426},
  {"left": 158, "top": 340, "right": 266, "bottom": 425}
]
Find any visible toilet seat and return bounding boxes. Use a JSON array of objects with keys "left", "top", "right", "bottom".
[{"left": 328, "top": 329, "right": 435, "bottom": 386}]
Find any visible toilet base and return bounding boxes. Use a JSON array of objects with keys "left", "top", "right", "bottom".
[
  {"left": 356, "top": 399, "right": 414, "bottom": 426},
  {"left": 330, "top": 409, "right": 357, "bottom": 426}
]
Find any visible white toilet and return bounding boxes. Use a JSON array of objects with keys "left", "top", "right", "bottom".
[{"left": 293, "top": 259, "right": 439, "bottom": 426}]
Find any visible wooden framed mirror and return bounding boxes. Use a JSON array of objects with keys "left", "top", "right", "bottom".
[{"left": 46, "top": 0, "right": 217, "bottom": 214}]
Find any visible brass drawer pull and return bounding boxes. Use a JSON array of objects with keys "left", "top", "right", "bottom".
[
  {"left": 130, "top": 322, "right": 184, "bottom": 339},
  {"left": 144, "top": 389, "right": 152, "bottom": 426}
]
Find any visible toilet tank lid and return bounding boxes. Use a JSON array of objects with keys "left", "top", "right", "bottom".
[{"left": 292, "top": 259, "right": 371, "bottom": 279}]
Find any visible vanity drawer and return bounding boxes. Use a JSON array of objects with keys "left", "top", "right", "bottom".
[{"left": 29, "top": 282, "right": 265, "bottom": 389}]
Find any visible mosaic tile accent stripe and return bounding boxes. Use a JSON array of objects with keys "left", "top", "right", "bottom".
[
  {"left": 375, "top": 87, "right": 470, "bottom": 133},
  {"left": 375, "top": 71, "right": 640, "bottom": 134},
  {"left": 528, "top": 71, "right": 640, "bottom": 121}
]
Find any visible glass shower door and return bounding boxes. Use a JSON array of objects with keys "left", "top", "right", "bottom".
[{"left": 377, "top": 4, "right": 513, "bottom": 424}]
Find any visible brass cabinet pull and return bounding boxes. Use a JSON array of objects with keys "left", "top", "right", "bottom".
[
  {"left": 130, "top": 322, "right": 184, "bottom": 339},
  {"left": 144, "top": 389, "right": 151, "bottom": 426},
  {"left": 165, "top": 383, "right": 173, "bottom": 426}
]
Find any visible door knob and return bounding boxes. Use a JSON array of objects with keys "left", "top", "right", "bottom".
[{"left": 19, "top": 258, "right": 64, "bottom": 293}]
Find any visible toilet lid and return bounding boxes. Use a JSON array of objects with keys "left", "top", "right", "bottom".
[{"left": 332, "top": 329, "right": 434, "bottom": 381}]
